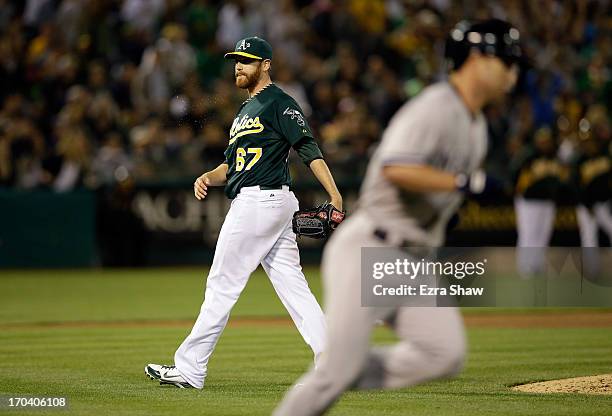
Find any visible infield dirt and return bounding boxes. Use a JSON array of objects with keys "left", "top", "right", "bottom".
[
  {"left": 512, "top": 374, "right": 612, "bottom": 395},
  {"left": 1, "top": 311, "right": 611, "bottom": 330}
]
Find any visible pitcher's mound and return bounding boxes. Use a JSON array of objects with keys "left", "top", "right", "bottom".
[{"left": 512, "top": 374, "right": 612, "bottom": 395}]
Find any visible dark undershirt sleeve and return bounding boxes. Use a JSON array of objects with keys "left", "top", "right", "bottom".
[{"left": 293, "top": 136, "right": 324, "bottom": 166}]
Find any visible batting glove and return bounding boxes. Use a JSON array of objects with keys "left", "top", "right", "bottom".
[{"left": 455, "top": 170, "right": 502, "bottom": 195}]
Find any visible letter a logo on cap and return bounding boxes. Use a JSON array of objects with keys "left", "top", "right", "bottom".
[
  {"left": 224, "top": 37, "right": 272, "bottom": 60},
  {"left": 237, "top": 40, "right": 251, "bottom": 51}
]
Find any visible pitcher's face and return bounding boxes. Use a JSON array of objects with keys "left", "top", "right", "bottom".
[{"left": 234, "top": 57, "right": 263, "bottom": 89}]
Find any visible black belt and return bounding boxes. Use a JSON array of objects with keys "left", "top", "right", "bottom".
[
  {"left": 373, "top": 228, "right": 411, "bottom": 247},
  {"left": 373, "top": 228, "right": 434, "bottom": 258},
  {"left": 260, "top": 184, "right": 287, "bottom": 190}
]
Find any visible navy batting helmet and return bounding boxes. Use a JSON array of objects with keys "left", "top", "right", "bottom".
[{"left": 444, "top": 19, "right": 524, "bottom": 71}]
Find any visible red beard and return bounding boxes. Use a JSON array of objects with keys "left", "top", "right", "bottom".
[{"left": 235, "top": 64, "right": 262, "bottom": 89}]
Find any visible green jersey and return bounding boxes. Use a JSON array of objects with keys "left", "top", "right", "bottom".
[{"left": 224, "top": 84, "right": 316, "bottom": 199}]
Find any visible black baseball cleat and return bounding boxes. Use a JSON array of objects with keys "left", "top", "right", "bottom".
[{"left": 145, "top": 364, "right": 194, "bottom": 389}]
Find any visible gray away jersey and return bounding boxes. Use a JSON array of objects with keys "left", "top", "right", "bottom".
[{"left": 359, "top": 82, "right": 488, "bottom": 247}]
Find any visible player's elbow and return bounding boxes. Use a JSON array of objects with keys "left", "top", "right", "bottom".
[
  {"left": 382, "top": 165, "right": 421, "bottom": 188},
  {"left": 382, "top": 165, "right": 402, "bottom": 182}
]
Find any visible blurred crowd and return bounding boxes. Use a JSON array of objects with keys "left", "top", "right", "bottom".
[{"left": 0, "top": 0, "right": 610, "bottom": 192}]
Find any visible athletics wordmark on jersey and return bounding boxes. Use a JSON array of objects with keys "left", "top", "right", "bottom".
[
  {"left": 229, "top": 114, "right": 264, "bottom": 144},
  {"left": 516, "top": 158, "right": 567, "bottom": 193},
  {"left": 580, "top": 156, "right": 611, "bottom": 185}
]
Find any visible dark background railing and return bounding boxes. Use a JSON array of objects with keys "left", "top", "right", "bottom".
[{"left": 1, "top": 181, "right": 593, "bottom": 268}]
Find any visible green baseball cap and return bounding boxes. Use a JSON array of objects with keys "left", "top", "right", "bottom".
[{"left": 224, "top": 36, "right": 273, "bottom": 60}]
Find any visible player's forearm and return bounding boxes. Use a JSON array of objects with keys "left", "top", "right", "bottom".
[
  {"left": 203, "top": 163, "right": 229, "bottom": 186},
  {"left": 382, "top": 165, "right": 457, "bottom": 193},
  {"left": 309, "top": 159, "right": 343, "bottom": 210}
]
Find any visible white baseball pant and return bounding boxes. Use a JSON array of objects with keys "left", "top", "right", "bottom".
[
  {"left": 514, "top": 197, "right": 556, "bottom": 276},
  {"left": 174, "top": 185, "right": 326, "bottom": 389},
  {"left": 576, "top": 202, "right": 612, "bottom": 247}
]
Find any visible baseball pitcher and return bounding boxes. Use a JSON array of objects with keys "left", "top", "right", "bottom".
[
  {"left": 145, "top": 37, "right": 344, "bottom": 389},
  {"left": 274, "top": 19, "right": 523, "bottom": 415}
]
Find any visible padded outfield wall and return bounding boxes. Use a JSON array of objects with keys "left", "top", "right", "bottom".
[{"left": 0, "top": 183, "right": 592, "bottom": 268}]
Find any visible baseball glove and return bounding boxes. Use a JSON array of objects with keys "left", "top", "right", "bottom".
[{"left": 292, "top": 202, "right": 345, "bottom": 239}]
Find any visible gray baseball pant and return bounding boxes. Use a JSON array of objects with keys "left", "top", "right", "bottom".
[{"left": 274, "top": 212, "right": 466, "bottom": 416}]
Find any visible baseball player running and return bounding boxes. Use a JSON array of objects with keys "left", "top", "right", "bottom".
[
  {"left": 145, "top": 37, "right": 343, "bottom": 389},
  {"left": 274, "top": 19, "right": 522, "bottom": 415}
]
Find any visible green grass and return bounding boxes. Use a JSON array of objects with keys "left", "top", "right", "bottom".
[
  {"left": 0, "top": 267, "right": 299, "bottom": 323},
  {"left": 0, "top": 268, "right": 611, "bottom": 415}
]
